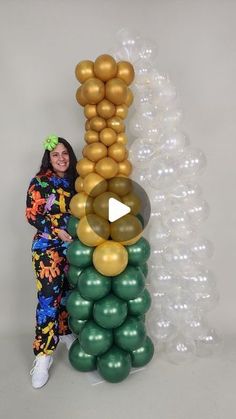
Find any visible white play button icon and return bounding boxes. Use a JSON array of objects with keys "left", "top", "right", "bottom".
[{"left": 108, "top": 198, "right": 131, "bottom": 222}]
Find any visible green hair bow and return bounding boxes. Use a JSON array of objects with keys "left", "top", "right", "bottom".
[{"left": 43, "top": 135, "right": 59, "bottom": 151}]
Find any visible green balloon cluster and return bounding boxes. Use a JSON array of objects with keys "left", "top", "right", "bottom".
[{"left": 66, "top": 217, "right": 154, "bottom": 383}]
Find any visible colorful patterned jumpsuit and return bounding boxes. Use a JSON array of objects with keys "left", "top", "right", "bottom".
[{"left": 26, "top": 169, "right": 75, "bottom": 356}]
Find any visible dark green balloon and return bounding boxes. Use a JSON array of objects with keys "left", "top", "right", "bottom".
[
  {"left": 78, "top": 267, "right": 111, "bottom": 301},
  {"left": 67, "top": 265, "right": 84, "bottom": 288},
  {"left": 139, "top": 262, "right": 148, "bottom": 278},
  {"left": 68, "top": 316, "right": 87, "bottom": 335},
  {"left": 67, "top": 215, "right": 79, "bottom": 238},
  {"left": 130, "top": 336, "right": 154, "bottom": 368},
  {"left": 125, "top": 237, "right": 151, "bottom": 266},
  {"left": 127, "top": 288, "right": 151, "bottom": 317},
  {"left": 137, "top": 314, "right": 145, "bottom": 322},
  {"left": 114, "top": 316, "right": 146, "bottom": 351},
  {"left": 97, "top": 345, "right": 131, "bottom": 383},
  {"left": 136, "top": 213, "right": 144, "bottom": 228},
  {"left": 93, "top": 294, "right": 127, "bottom": 329},
  {"left": 66, "top": 290, "right": 93, "bottom": 320},
  {"left": 80, "top": 320, "right": 113, "bottom": 356},
  {"left": 66, "top": 239, "right": 93, "bottom": 268},
  {"left": 112, "top": 265, "right": 145, "bottom": 300},
  {"left": 69, "top": 339, "right": 97, "bottom": 372}
]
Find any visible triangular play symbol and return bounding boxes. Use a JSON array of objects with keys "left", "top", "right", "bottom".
[{"left": 108, "top": 198, "right": 131, "bottom": 222}]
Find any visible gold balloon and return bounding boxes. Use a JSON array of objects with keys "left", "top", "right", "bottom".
[
  {"left": 93, "top": 241, "right": 128, "bottom": 276},
  {"left": 108, "top": 143, "right": 127, "bottom": 162},
  {"left": 110, "top": 214, "right": 142, "bottom": 242},
  {"left": 84, "top": 104, "right": 97, "bottom": 120},
  {"left": 83, "top": 142, "right": 107, "bottom": 162},
  {"left": 122, "top": 192, "right": 141, "bottom": 215},
  {"left": 108, "top": 176, "right": 132, "bottom": 196},
  {"left": 76, "top": 158, "right": 95, "bottom": 177},
  {"left": 93, "top": 191, "right": 120, "bottom": 219},
  {"left": 99, "top": 128, "right": 117, "bottom": 146},
  {"left": 75, "top": 60, "right": 94, "bottom": 83},
  {"left": 69, "top": 192, "right": 93, "bottom": 219},
  {"left": 76, "top": 86, "right": 88, "bottom": 106},
  {"left": 120, "top": 232, "right": 142, "bottom": 246},
  {"left": 94, "top": 54, "right": 117, "bottom": 81},
  {"left": 124, "top": 148, "right": 129, "bottom": 159},
  {"left": 95, "top": 157, "right": 118, "bottom": 179},
  {"left": 116, "top": 132, "right": 128, "bottom": 145},
  {"left": 83, "top": 78, "right": 105, "bottom": 104},
  {"left": 84, "top": 130, "right": 99, "bottom": 144},
  {"left": 97, "top": 99, "right": 116, "bottom": 119},
  {"left": 118, "top": 159, "right": 132, "bottom": 176},
  {"left": 77, "top": 214, "right": 110, "bottom": 247},
  {"left": 116, "top": 61, "right": 135, "bottom": 85},
  {"left": 75, "top": 176, "right": 84, "bottom": 192},
  {"left": 82, "top": 146, "right": 86, "bottom": 158},
  {"left": 85, "top": 120, "right": 91, "bottom": 130},
  {"left": 124, "top": 88, "right": 134, "bottom": 107},
  {"left": 107, "top": 116, "right": 125, "bottom": 133},
  {"left": 83, "top": 173, "right": 108, "bottom": 197},
  {"left": 89, "top": 116, "right": 106, "bottom": 132},
  {"left": 115, "top": 104, "right": 128, "bottom": 119},
  {"left": 105, "top": 78, "right": 128, "bottom": 105}
]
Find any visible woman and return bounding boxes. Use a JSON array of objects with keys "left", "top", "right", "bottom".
[{"left": 26, "top": 135, "right": 77, "bottom": 389}]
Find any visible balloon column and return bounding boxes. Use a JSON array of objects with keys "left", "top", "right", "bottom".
[
  {"left": 110, "top": 29, "right": 220, "bottom": 363},
  {"left": 66, "top": 54, "right": 154, "bottom": 383}
]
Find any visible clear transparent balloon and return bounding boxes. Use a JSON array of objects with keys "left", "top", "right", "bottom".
[
  {"left": 135, "top": 38, "right": 159, "bottom": 63},
  {"left": 159, "top": 129, "right": 189, "bottom": 156},
  {"left": 164, "top": 334, "right": 196, "bottom": 364},
  {"left": 133, "top": 85, "right": 155, "bottom": 105},
  {"left": 149, "top": 266, "right": 179, "bottom": 293},
  {"left": 195, "top": 328, "right": 222, "bottom": 357},
  {"left": 131, "top": 167, "right": 151, "bottom": 188},
  {"left": 181, "top": 313, "right": 210, "bottom": 340},
  {"left": 165, "top": 289, "right": 197, "bottom": 324},
  {"left": 178, "top": 266, "right": 216, "bottom": 290},
  {"left": 148, "top": 187, "right": 169, "bottom": 210},
  {"left": 134, "top": 59, "right": 156, "bottom": 86},
  {"left": 178, "top": 147, "right": 207, "bottom": 178},
  {"left": 163, "top": 242, "right": 195, "bottom": 271},
  {"left": 146, "top": 219, "right": 171, "bottom": 249},
  {"left": 162, "top": 207, "right": 196, "bottom": 240},
  {"left": 157, "top": 107, "right": 183, "bottom": 128},
  {"left": 151, "top": 79, "right": 177, "bottom": 108},
  {"left": 168, "top": 182, "right": 202, "bottom": 206},
  {"left": 148, "top": 309, "right": 178, "bottom": 343},
  {"left": 183, "top": 198, "right": 210, "bottom": 224},
  {"left": 189, "top": 236, "right": 214, "bottom": 260},
  {"left": 147, "top": 156, "right": 179, "bottom": 189},
  {"left": 129, "top": 138, "right": 158, "bottom": 168}
]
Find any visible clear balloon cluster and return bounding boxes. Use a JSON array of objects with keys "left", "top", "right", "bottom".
[{"left": 111, "top": 29, "right": 220, "bottom": 363}]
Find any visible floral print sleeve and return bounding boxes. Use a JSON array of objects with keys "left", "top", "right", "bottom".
[
  {"left": 26, "top": 176, "right": 58, "bottom": 239},
  {"left": 25, "top": 170, "right": 75, "bottom": 245}
]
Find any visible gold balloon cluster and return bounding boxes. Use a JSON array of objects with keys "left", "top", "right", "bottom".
[{"left": 70, "top": 54, "right": 142, "bottom": 276}]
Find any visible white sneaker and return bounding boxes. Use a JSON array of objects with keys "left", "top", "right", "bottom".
[
  {"left": 30, "top": 355, "right": 53, "bottom": 389},
  {"left": 59, "top": 334, "right": 76, "bottom": 350}
]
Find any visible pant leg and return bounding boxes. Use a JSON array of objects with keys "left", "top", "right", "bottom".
[
  {"left": 57, "top": 250, "right": 73, "bottom": 336},
  {"left": 32, "top": 246, "right": 71, "bottom": 356}
]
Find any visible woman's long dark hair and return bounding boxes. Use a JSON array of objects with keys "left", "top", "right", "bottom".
[{"left": 36, "top": 137, "right": 77, "bottom": 184}]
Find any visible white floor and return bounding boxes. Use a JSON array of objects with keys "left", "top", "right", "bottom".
[{"left": 0, "top": 333, "right": 235, "bottom": 419}]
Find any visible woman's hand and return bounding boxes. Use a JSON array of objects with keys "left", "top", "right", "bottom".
[{"left": 57, "top": 229, "right": 73, "bottom": 242}]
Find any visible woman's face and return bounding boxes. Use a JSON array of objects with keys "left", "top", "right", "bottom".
[{"left": 50, "top": 143, "right": 70, "bottom": 177}]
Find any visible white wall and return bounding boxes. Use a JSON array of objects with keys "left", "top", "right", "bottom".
[{"left": 0, "top": 0, "right": 235, "bottom": 336}]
